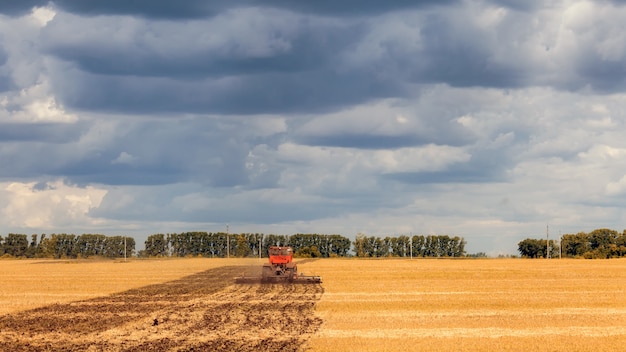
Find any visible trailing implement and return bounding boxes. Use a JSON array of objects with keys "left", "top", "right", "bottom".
[{"left": 235, "top": 246, "right": 322, "bottom": 284}]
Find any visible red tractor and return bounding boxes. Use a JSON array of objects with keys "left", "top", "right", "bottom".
[{"left": 236, "top": 246, "right": 321, "bottom": 284}]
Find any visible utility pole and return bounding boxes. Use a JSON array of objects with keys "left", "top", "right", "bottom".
[
  {"left": 410, "top": 232, "right": 413, "bottom": 259},
  {"left": 226, "top": 224, "right": 229, "bottom": 259},
  {"left": 546, "top": 224, "right": 550, "bottom": 259}
]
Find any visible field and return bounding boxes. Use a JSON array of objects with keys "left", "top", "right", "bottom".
[{"left": 1, "top": 258, "right": 626, "bottom": 351}]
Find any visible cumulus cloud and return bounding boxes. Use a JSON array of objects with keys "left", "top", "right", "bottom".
[
  {"left": 2, "top": 0, "right": 626, "bottom": 254},
  {"left": 0, "top": 180, "right": 107, "bottom": 229}
]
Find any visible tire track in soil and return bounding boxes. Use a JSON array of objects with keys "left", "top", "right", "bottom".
[{"left": 0, "top": 265, "right": 324, "bottom": 351}]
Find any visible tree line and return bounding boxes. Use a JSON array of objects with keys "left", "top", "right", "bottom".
[
  {"left": 141, "top": 232, "right": 466, "bottom": 258},
  {"left": 353, "top": 233, "right": 466, "bottom": 257},
  {"left": 0, "top": 233, "right": 135, "bottom": 259},
  {"left": 0, "top": 231, "right": 467, "bottom": 259},
  {"left": 141, "top": 232, "right": 352, "bottom": 258},
  {"left": 518, "top": 228, "right": 626, "bottom": 258}
]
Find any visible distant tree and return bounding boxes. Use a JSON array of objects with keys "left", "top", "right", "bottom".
[
  {"left": 236, "top": 234, "right": 252, "bottom": 257},
  {"left": 588, "top": 228, "right": 618, "bottom": 258},
  {"left": 101, "top": 236, "right": 134, "bottom": 258},
  {"left": 37, "top": 234, "right": 55, "bottom": 258},
  {"left": 295, "top": 245, "right": 322, "bottom": 258},
  {"left": 25, "top": 234, "right": 38, "bottom": 257},
  {"left": 372, "top": 237, "right": 387, "bottom": 257},
  {"left": 614, "top": 232, "right": 626, "bottom": 257},
  {"left": 518, "top": 238, "right": 558, "bottom": 258},
  {"left": 518, "top": 238, "right": 545, "bottom": 258},
  {"left": 412, "top": 235, "right": 426, "bottom": 257},
  {"left": 562, "top": 232, "right": 590, "bottom": 257},
  {"left": 144, "top": 234, "right": 168, "bottom": 257},
  {"left": 353, "top": 233, "right": 367, "bottom": 257},
  {"left": 450, "top": 236, "right": 467, "bottom": 257},
  {"left": 327, "top": 234, "right": 351, "bottom": 257},
  {"left": 54, "top": 234, "right": 78, "bottom": 258},
  {"left": 76, "top": 234, "right": 107, "bottom": 257},
  {"left": 4, "top": 234, "right": 28, "bottom": 257}
]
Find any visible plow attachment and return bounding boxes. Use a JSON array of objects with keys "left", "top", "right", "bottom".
[{"left": 235, "top": 273, "right": 322, "bottom": 284}]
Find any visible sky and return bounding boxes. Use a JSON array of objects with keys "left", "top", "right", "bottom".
[{"left": 1, "top": 0, "right": 626, "bottom": 255}]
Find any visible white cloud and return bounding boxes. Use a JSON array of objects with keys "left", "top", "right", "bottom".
[
  {"left": 31, "top": 6, "right": 56, "bottom": 27},
  {"left": 112, "top": 151, "right": 136, "bottom": 165},
  {"left": 0, "top": 180, "right": 107, "bottom": 229},
  {"left": 11, "top": 96, "right": 77, "bottom": 123},
  {"left": 578, "top": 144, "right": 626, "bottom": 161}
]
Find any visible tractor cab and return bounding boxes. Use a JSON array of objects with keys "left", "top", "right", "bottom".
[{"left": 268, "top": 246, "right": 293, "bottom": 265}]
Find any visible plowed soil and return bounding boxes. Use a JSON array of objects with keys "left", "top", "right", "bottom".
[{"left": 0, "top": 265, "right": 324, "bottom": 351}]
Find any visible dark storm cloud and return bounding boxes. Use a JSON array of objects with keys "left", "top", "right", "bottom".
[
  {"left": 0, "top": 117, "right": 258, "bottom": 187},
  {"left": 41, "top": 10, "right": 404, "bottom": 115},
  {"left": 296, "top": 123, "right": 475, "bottom": 149},
  {"left": 0, "top": 122, "right": 84, "bottom": 143},
  {"left": 0, "top": 0, "right": 46, "bottom": 16},
  {"left": 572, "top": 56, "right": 626, "bottom": 93},
  {"left": 51, "top": 0, "right": 229, "bottom": 19},
  {"left": 48, "top": 0, "right": 457, "bottom": 19},
  {"left": 0, "top": 122, "right": 88, "bottom": 181},
  {"left": 42, "top": 16, "right": 364, "bottom": 79},
  {"left": 298, "top": 134, "right": 433, "bottom": 149},
  {"left": 63, "top": 118, "right": 250, "bottom": 187},
  {"left": 0, "top": 45, "right": 7, "bottom": 66},
  {"left": 0, "top": 75, "right": 12, "bottom": 92},
  {"left": 58, "top": 156, "right": 185, "bottom": 186},
  {"left": 0, "top": 45, "right": 12, "bottom": 92},
  {"left": 261, "top": 0, "right": 459, "bottom": 16},
  {"left": 414, "top": 14, "right": 524, "bottom": 88},
  {"left": 51, "top": 67, "right": 402, "bottom": 115},
  {"left": 485, "top": 0, "right": 545, "bottom": 11},
  {"left": 39, "top": 3, "right": 532, "bottom": 119}
]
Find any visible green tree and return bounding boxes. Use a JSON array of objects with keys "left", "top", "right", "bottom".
[
  {"left": 144, "top": 234, "right": 168, "bottom": 257},
  {"left": 588, "top": 228, "right": 618, "bottom": 258},
  {"left": 518, "top": 238, "right": 545, "bottom": 258},
  {"left": 236, "top": 234, "right": 252, "bottom": 257},
  {"left": 412, "top": 235, "right": 426, "bottom": 257},
  {"left": 76, "top": 234, "right": 107, "bottom": 257},
  {"left": 37, "top": 234, "right": 55, "bottom": 258},
  {"left": 328, "top": 234, "right": 351, "bottom": 257},
  {"left": 4, "top": 234, "right": 29, "bottom": 257},
  {"left": 562, "top": 232, "right": 590, "bottom": 257},
  {"left": 353, "top": 233, "right": 367, "bottom": 257},
  {"left": 295, "top": 245, "right": 322, "bottom": 258},
  {"left": 450, "top": 236, "right": 467, "bottom": 257}
]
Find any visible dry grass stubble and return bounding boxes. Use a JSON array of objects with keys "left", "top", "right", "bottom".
[
  {"left": 300, "top": 258, "right": 626, "bottom": 352},
  {"left": 0, "top": 258, "right": 324, "bottom": 351},
  {"left": 3, "top": 258, "right": 626, "bottom": 351}
]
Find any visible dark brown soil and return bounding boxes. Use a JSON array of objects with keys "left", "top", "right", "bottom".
[{"left": 0, "top": 265, "right": 324, "bottom": 351}]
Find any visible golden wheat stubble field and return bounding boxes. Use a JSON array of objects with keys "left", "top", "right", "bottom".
[
  {"left": 301, "top": 258, "right": 626, "bottom": 352},
  {"left": 1, "top": 259, "right": 626, "bottom": 351},
  {"left": 0, "top": 258, "right": 323, "bottom": 351}
]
